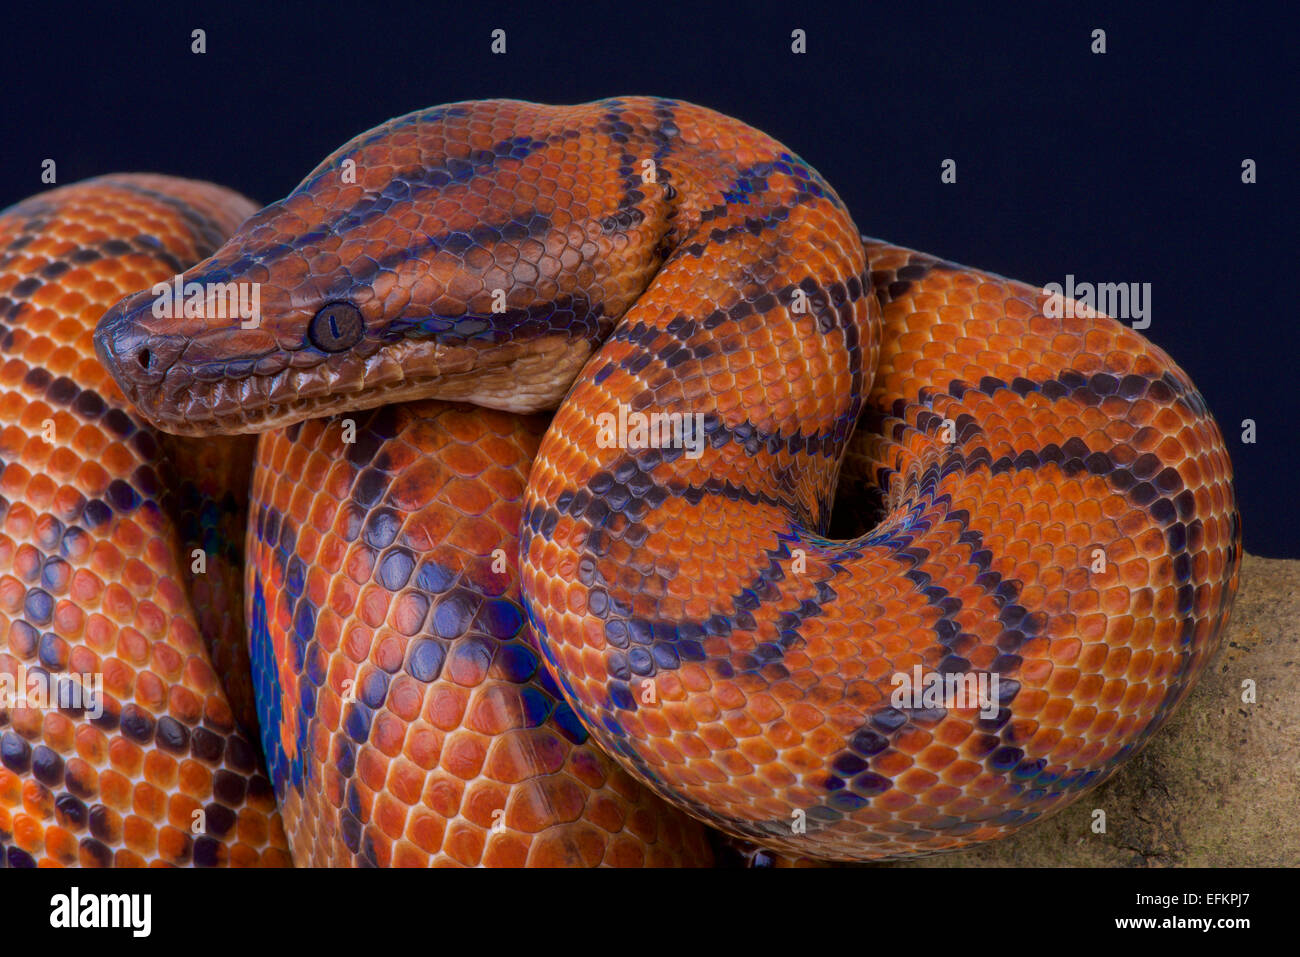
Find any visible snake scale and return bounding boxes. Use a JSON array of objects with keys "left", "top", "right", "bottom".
[{"left": 1, "top": 98, "right": 1238, "bottom": 866}]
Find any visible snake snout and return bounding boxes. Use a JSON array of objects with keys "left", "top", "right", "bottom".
[{"left": 94, "top": 296, "right": 185, "bottom": 396}]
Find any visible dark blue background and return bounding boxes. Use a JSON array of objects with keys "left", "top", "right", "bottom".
[{"left": 2, "top": 2, "right": 1293, "bottom": 555}]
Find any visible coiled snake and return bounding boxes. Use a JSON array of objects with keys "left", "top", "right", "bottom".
[{"left": 4, "top": 98, "right": 1239, "bottom": 865}]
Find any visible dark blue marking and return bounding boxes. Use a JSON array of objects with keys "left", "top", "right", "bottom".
[
  {"left": 359, "top": 670, "right": 389, "bottom": 709},
  {"left": 416, "top": 561, "right": 456, "bottom": 594},
  {"left": 491, "top": 643, "right": 537, "bottom": 682},
  {"left": 478, "top": 598, "right": 523, "bottom": 639},
  {"left": 343, "top": 701, "right": 373, "bottom": 744},
  {"left": 249, "top": 568, "right": 308, "bottom": 801},
  {"left": 549, "top": 701, "right": 588, "bottom": 745},
  {"left": 407, "top": 639, "right": 446, "bottom": 682},
  {"left": 194, "top": 124, "right": 561, "bottom": 291},
  {"left": 23, "top": 589, "right": 52, "bottom": 625}
]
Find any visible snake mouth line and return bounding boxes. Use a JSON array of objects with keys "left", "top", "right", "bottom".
[{"left": 119, "top": 333, "right": 595, "bottom": 436}]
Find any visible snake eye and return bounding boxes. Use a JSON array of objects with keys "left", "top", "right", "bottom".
[{"left": 309, "top": 302, "right": 365, "bottom": 353}]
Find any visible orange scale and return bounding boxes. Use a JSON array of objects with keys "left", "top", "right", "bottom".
[
  {"left": 24, "top": 473, "right": 58, "bottom": 509},
  {"left": 357, "top": 585, "right": 392, "bottom": 629},
  {"left": 8, "top": 709, "right": 43, "bottom": 743},
  {"left": 313, "top": 530, "right": 348, "bottom": 575},
  {"left": 338, "top": 621, "right": 372, "bottom": 665},
  {"left": 39, "top": 709, "right": 76, "bottom": 750},
  {"left": 380, "top": 671, "right": 428, "bottom": 723},
  {"left": 684, "top": 690, "right": 723, "bottom": 725},
  {"left": 929, "top": 715, "right": 974, "bottom": 748},
  {"left": 364, "top": 634, "right": 405, "bottom": 679},
  {"left": 198, "top": 694, "right": 233, "bottom": 733},
  {"left": 1074, "top": 642, "right": 1110, "bottom": 674},
  {"left": 14, "top": 542, "right": 42, "bottom": 579},
  {"left": 915, "top": 743, "right": 959, "bottom": 773},
  {"left": 142, "top": 748, "right": 179, "bottom": 790},
  {"left": 1063, "top": 702, "right": 1099, "bottom": 734},
  {"left": 163, "top": 791, "right": 202, "bottom": 831},
  {"left": 1119, "top": 683, "right": 1150, "bottom": 714},
  {"left": 533, "top": 827, "right": 605, "bottom": 867},
  {"left": 131, "top": 781, "right": 169, "bottom": 823},
  {"left": 389, "top": 839, "right": 431, "bottom": 868},
  {"left": 606, "top": 836, "right": 655, "bottom": 869},
  {"left": 785, "top": 701, "right": 829, "bottom": 734},
  {"left": 438, "top": 730, "right": 488, "bottom": 781},
  {"left": 671, "top": 758, "right": 719, "bottom": 790},
  {"left": 1048, "top": 634, "right": 1084, "bottom": 665},
  {"left": 155, "top": 826, "right": 192, "bottom": 865},
  {"left": 343, "top": 547, "right": 375, "bottom": 587},
  {"left": 0, "top": 576, "right": 27, "bottom": 614},
  {"left": 478, "top": 830, "right": 536, "bottom": 868},
  {"left": 132, "top": 669, "right": 169, "bottom": 712},
  {"left": 1074, "top": 739, "right": 1106, "bottom": 767},
  {"left": 12, "top": 813, "right": 47, "bottom": 854},
  {"left": 1070, "top": 668, "right": 1106, "bottom": 700},
  {"left": 365, "top": 708, "right": 408, "bottom": 756},
  {"left": 177, "top": 656, "right": 216, "bottom": 699},
  {"left": 59, "top": 755, "right": 101, "bottom": 803},
  {"left": 224, "top": 843, "right": 262, "bottom": 868},
  {"left": 445, "top": 474, "right": 500, "bottom": 519},
  {"left": 236, "top": 808, "right": 275, "bottom": 850},
  {"left": 442, "top": 820, "right": 487, "bottom": 865},
  {"left": 105, "top": 731, "right": 146, "bottom": 775},
  {"left": 91, "top": 766, "right": 132, "bottom": 810},
  {"left": 640, "top": 729, "right": 689, "bottom": 767},
  {"left": 71, "top": 722, "right": 109, "bottom": 764},
  {"left": 920, "top": 783, "right": 966, "bottom": 809},
  {"left": 456, "top": 781, "right": 509, "bottom": 832},
  {"left": 175, "top": 759, "right": 211, "bottom": 799},
  {"left": 353, "top": 744, "right": 391, "bottom": 795},
  {"left": 1150, "top": 615, "right": 1180, "bottom": 650},
  {"left": 120, "top": 558, "right": 158, "bottom": 596},
  {"left": 873, "top": 788, "right": 917, "bottom": 815},
  {"left": 160, "top": 690, "right": 202, "bottom": 731},
  {"left": 960, "top": 779, "right": 1006, "bottom": 808},
  {"left": 485, "top": 731, "right": 550, "bottom": 784},
  {"left": 99, "top": 583, "right": 137, "bottom": 628},
  {"left": 42, "top": 826, "right": 78, "bottom": 865},
  {"left": 894, "top": 727, "right": 934, "bottom": 754},
  {"left": 631, "top": 702, "right": 675, "bottom": 738},
  {"left": 714, "top": 748, "right": 756, "bottom": 778},
  {"left": 388, "top": 592, "right": 429, "bottom": 637},
  {"left": 1023, "top": 725, "right": 1065, "bottom": 757},
  {"left": 319, "top": 767, "right": 346, "bottom": 812},
  {"left": 873, "top": 750, "right": 915, "bottom": 778}
]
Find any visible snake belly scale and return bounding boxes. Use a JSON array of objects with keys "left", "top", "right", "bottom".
[{"left": 54, "top": 96, "right": 1235, "bottom": 865}]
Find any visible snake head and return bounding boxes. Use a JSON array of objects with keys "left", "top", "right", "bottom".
[{"left": 95, "top": 98, "right": 679, "bottom": 436}]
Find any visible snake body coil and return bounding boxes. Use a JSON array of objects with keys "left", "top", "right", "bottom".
[
  {"left": 0, "top": 177, "right": 289, "bottom": 866},
  {"left": 61, "top": 97, "right": 1238, "bottom": 864}
]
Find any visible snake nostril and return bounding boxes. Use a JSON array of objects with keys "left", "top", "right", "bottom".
[{"left": 136, "top": 347, "right": 152, "bottom": 372}]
